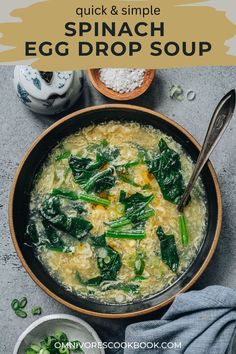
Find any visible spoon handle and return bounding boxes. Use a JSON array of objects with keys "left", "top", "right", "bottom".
[{"left": 178, "top": 90, "right": 236, "bottom": 213}]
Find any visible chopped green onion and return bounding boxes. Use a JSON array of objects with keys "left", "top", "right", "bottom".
[
  {"left": 25, "top": 330, "right": 83, "bottom": 354},
  {"left": 31, "top": 307, "right": 42, "bottom": 315},
  {"left": 170, "top": 85, "right": 184, "bottom": 101},
  {"left": 55, "top": 150, "right": 71, "bottom": 161},
  {"left": 54, "top": 330, "right": 68, "bottom": 343},
  {"left": 11, "top": 299, "right": 20, "bottom": 311},
  {"left": 11, "top": 297, "right": 29, "bottom": 318},
  {"left": 70, "top": 340, "right": 84, "bottom": 353},
  {"left": 59, "top": 348, "right": 70, "bottom": 354},
  {"left": 79, "top": 194, "right": 110, "bottom": 207},
  {"left": 15, "top": 309, "right": 27, "bottom": 318},
  {"left": 42, "top": 336, "right": 53, "bottom": 347},
  {"left": 30, "top": 344, "right": 41, "bottom": 352},
  {"left": 179, "top": 214, "right": 189, "bottom": 246},
  {"left": 105, "top": 230, "right": 146, "bottom": 240},
  {"left": 39, "top": 350, "right": 50, "bottom": 354},
  {"left": 104, "top": 256, "right": 111, "bottom": 264},
  {"left": 19, "top": 297, "right": 27, "bottom": 309},
  {"left": 26, "top": 349, "right": 38, "bottom": 354},
  {"left": 134, "top": 257, "right": 145, "bottom": 276}
]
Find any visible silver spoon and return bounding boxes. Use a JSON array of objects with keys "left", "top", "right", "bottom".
[{"left": 178, "top": 89, "right": 236, "bottom": 213}]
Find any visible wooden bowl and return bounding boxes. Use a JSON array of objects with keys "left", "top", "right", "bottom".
[{"left": 87, "top": 69, "right": 155, "bottom": 100}]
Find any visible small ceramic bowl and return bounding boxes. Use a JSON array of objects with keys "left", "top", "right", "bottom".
[
  {"left": 13, "top": 314, "right": 105, "bottom": 354},
  {"left": 88, "top": 69, "right": 155, "bottom": 101},
  {"left": 13, "top": 66, "right": 84, "bottom": 115}
]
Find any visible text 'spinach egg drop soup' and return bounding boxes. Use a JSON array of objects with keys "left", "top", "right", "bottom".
[{"left": 27, "top": 122, "right": 207, "bottom": 304}]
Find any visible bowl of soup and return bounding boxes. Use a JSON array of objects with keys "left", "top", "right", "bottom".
[{"left": 9, "top": 104, "right": 222, "bottom": 318}]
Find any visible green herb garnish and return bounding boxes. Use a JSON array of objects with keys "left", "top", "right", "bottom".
[
  {"left": 31, "top": 307, "right": 42, "bottom": 315},
  {"left": 15, "top": 309, "right": 27, "bottom": 318},
  {"left": 11, "top": 297, "right": 28, "bottom": 318},
  {"left": 25, "top": 330, "right": 84, "bottom": 354},
  {"left": 19, "top": 297, "right": 28, "bottom": 309},
  {"left": 11, "top": 299, "right": 20, "bottom": 311}
]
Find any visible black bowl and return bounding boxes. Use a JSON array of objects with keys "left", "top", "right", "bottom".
[{"left": 9, "top": 104, "right": 222, "bottom": 318}]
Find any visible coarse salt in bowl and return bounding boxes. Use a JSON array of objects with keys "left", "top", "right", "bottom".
[{"left": 88, "top": 68, "right": 156, "bottom": 101}]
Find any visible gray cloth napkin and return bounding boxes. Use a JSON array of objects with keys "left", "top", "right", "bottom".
[{"left": 124, "top": 286, "right": 236, "bottom": 354}]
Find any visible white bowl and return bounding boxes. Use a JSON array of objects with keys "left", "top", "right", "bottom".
[{"left": 13, "top": 314, "right": 105, "bottom": 354}]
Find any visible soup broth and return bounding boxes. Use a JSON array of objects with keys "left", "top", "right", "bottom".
[{"left": 27, "top": 122, "right": 207, "bottom": 304}]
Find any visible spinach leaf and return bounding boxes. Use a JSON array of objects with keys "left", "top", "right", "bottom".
[
  {"left": 107, "top": 191, "right": 154, "bottom": 231},
  {"left": 68, "top": 156, "right": 95, "bottom": 187},
  {"left": 116, "top": 283, "right": 140, "bottom": 294},
  {"left": 101, "top": 282, "right": 140, "bottom": 294},
  {"left": 76, "top": 273, "right": 104, "bottom": 286},
  {"left": 97, "top": 246, "right": 122, "bottom": 281},
  {"left": 40, "top": 196, "right": 92, "bottom": 240},
  {"left": 84, "top": 167, "right": 116, "bottom": 193},
  {"left": 26, "top": 221, "right": 39, "bottom": 244},
  {"left": 52, "top": 188, "right": 79, "bottom": 200},
  {"left": 90, "top": 234, "right": 107, "bottom": 247},
  {"left": 69, "top": 153, "right": 117, "bottom": 193},
  {"left": 76, "top": 245, "right": 122, "bottom": 286},
  {"left": 51, "top": 188, "right": 89, "bottom": 214},
  {"left": 42, "top": 220, "right": 72, "bottom": 253},
  {"left": 156, "top": 226, "right": 179, "bottom": 273},
  {"left": 26, "top": 219, "right": 72, "bottom": 253},
  {"left": 96, "top": 145, "right": 119, "bottom": 166},
  {"left": 119, "top": 191, "right": 154, "bottom": 223},
  {"left": 146, "top": 139, "right": 185, "bottom": 204}
]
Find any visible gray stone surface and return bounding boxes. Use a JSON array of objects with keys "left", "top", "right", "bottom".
[{"left": 0, "top": 66, "right": 236, "bottom": 354}]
